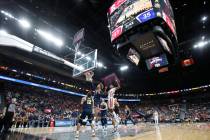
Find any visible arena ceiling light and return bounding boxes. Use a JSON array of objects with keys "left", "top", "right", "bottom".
[
  {"left": 97, "top": 62, "right": 107, "bottom": 69},
  {"left": 18, "top": 19, "right": 31, "bottom": 29},
  {"left": 36, "top": 29, "right": 64, "bottom": 47},
  {"left": 201, "top": 16, "right": 208, "bottom": 22},
  {"left": 1, "top": 10, "right": 14, "bottom": 19},
  {"left": 194, "top": 40, "right": 209, "bottom": 48},
  {"left": 0, "top": 29, "right": 8, "bottom": 35},
  {"left": 76, "top": 51, "right": 82, "bottom": 55},
  {"left": 86, "top": 56, "right": 91, "bottom": 61},
  {"left": 97, "top": 62, "right": 104, "bottom": 68},
  {"left": 120, "top": 65, "right": 129, "bottom": 71},
  {"left": 80, "top": 66, "right": 85, "bottom": 71}
]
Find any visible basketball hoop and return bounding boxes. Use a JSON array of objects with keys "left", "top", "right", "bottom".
[
  {"left": 84, "top": 70, "right": 94, "bottom": 82},
  {"left": 72, "top": 49, "right": 97, "bottom": 77}
]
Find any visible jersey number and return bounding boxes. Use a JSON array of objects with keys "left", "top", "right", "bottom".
[{"left": 87, "top": 100, "right": 92, "bottom": 105}]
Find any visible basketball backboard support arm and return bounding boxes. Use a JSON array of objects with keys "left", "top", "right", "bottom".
[
  {"left": 72, "top": 28, "right": 98, "bottom": 77},
  {"left": 64, "top": 28, "right": 85, "bottom": 60}
]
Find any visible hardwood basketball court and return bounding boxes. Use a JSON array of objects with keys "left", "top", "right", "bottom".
[{"left": 1, "top": 123, "right": 210, "bottom": 140}]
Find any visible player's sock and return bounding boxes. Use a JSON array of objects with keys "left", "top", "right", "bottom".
[
  {"left": 114, "top": 112, "right": 121, "bottom": 124},
  {"left": 92, "top": 129, "right": 96, "bottom": 137},
  {"left": 95, "top": 122, "right": 99, "bottom": 130},
  {"left": 113, "top": 112, "right": 119, "bottom": 125},
  {"left": 117, "top": 115, "right": 121, "bottom": 124},
  {"left": 92, "top": 120, "right": 95, "bottom": 125},
  {"left": 113, "top": 112, "right": 117, "bottom": 119},
  {"left": 75, "top": 131, "right": 79, "bottom": 138},
  {"left": 113, "top": 126, "right": 117, "bottom": 133},
  {"left": 83, "top": 117, "right": 88, "bottom": 123},
  {"left": 115, "top": 123, "right": 119, "bottom": 130},
  {"left": 102, "top": 127, "right": 107, "bottom": 136},
  {"left": 112, "top": 123, "right": 118, "bottom": 133},
  {"left": 96, "top": 121, "right": 100, "bottom": 130}
]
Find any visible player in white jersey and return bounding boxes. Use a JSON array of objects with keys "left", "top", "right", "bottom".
[
  {"left": 154, "top": 110, "right": 159, "bottom": 125},
  {"left": 107, "top": 80, "right": 120, "bottom": 109},
  {"left": 107, "top": 80, "right": 120, "bottom": 132}
]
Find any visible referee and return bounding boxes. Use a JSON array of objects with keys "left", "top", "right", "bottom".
[
  {"left": 0, "top": 98, "right": 16, "bottom": 134},
  {"left": 0, "top": 107, "right": 5, "bottom": 133}
]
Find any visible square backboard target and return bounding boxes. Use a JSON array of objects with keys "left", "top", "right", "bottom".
[{"left": 73, "top": 49, "right": 97, "bottom": 77}]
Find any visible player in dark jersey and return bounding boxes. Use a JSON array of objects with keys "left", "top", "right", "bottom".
[
  {"left": 100, "top": 99, "right": 108, "bottom": 132},
  {"left": 93, "top": 83, "right": 104, "bottom": 128},
  {"left": 84, "top": 71, "right": 104, "bottom": 129},
  {"left": 124, "top": 105, "right": 135, "bottom": 126},
  {"left": 94, "top": 83, "right": 104, "bottom": 106},
  {"left": 75, "top": 91, "right": 95, "bottom": 138},
  {"left": 93, "top": 83, "right": 104, "bottom": 112}
]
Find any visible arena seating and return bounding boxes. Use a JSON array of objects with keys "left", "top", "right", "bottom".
[{"left": 1, "top": 84, "right": 209, "bottom": 128}]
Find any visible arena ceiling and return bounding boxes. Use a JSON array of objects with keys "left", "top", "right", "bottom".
[{"left": 0, "top": 0, "right": 210, "bottom": 93}]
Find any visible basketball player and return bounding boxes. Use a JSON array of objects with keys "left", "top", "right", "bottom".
[
  {"left": 0, "top": 98, "right": 16, "bottom": 134},
  {"left": 84, "top": 71, "right": 105, "bottom": 128},
  {"left": 94, "top": 83, "right": 104, "bottom": 107},
  {"left": 107, "top": 80, "right": 120, "bottom": 110},
  {"left": 75, "top": 91, "right": 95, "bottom": 138},
  {"left": 124, "top": 105, "right": 136, "bottom": 126},
  {"left": 114, "top": 98, "right": 121, "bottom": 125},
  {"left": 154, "top": 110, "right": 159, "bottom": 125},
  {"left": 93, "top": 83, "right": 104, "bottom": 128},
  {"left": 107, "top": 80, "right": 121, "bottom": 132},
  {"left": 100, "top": 99, "right": 108, "bottom": 132}
]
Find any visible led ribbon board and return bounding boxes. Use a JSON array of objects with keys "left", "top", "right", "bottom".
[
  {"left": 0, "top": 75, "right": 85, "bottom": 97},
  {"left": 0, "top": 75, "right": 140, "bottom": 102}
]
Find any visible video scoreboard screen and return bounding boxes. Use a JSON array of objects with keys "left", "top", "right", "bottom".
[
  {"left": 127, "top": 48, "right": 140, "bottom": 66},
  {"left": 108, "top": 0, "right": 155, "bottom": 41},
  {"left": 107, "top": 0, "right": 177, "bottom": 42},
  {"left": 145, "top": 54, "right": 168, "bottom": 70}
]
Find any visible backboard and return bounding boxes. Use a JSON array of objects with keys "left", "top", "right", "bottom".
[
  {"left": 73, "top": 49, "right": 97, "bottom": 77},
  {"left": 73, "top": 28, "right": 85, "bottom": 46},
  {"left": 101, "top": 73, "right": 120, "bottom": 87}
]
